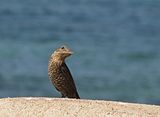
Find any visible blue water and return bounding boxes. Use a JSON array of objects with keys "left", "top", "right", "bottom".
[{"left": 0, "top": 0, "right": 160, "bottom": 104}]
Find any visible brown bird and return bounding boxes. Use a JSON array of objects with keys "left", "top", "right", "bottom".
[{"left": 48, "top": 45, "right": 80, "bottom": 99}]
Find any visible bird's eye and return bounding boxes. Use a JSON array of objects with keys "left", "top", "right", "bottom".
[{"left": 61, "top": 46, "right": 65, "bottom": 49}]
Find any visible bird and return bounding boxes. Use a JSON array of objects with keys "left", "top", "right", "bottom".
[{"left": 48, "top": 45, "right": 80, "bottom": 99}]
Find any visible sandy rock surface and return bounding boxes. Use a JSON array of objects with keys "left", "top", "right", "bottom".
[{"left": 0, "top": 97, "right": 159, "bottom": 117}]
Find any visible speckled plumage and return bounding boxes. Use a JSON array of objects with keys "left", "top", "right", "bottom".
[{"left": 48, "top": 46, "right": 80, "bottom": 99}]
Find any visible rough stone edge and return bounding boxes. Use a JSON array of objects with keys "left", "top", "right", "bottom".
[{"left": 0, "top": 97, "right": 160, "bottom": 117}]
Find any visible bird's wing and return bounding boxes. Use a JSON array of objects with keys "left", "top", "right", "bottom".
[{"left": 60, "top": 63, "right": 77, "bottom": 92}]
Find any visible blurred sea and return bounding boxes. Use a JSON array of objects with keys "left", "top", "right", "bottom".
[{"left": 0, "top": 0, "right": 160, "bottom": 104}]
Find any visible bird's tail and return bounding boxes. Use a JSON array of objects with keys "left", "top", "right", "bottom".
[{"left": 75, "top": 91, "right": 80, "bottom": 99}]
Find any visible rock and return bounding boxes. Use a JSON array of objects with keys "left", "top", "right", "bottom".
[{"left": 0, "top": 97, "right": 159, "bottom": 117}]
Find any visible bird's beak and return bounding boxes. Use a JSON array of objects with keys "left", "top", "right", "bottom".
[
  {"left": 70, "top": 51, "right": 74, "bottom": 55},
  {"left": 67, "top": 48, "right": 73, "bottom": 55},
  {"left": 67, "top": 51, "right": 73, "bottom": 56}
]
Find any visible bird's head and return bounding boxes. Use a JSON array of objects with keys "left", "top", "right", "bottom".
[{"left": 52, "top": 45, "right": 73, "bottom": 61}]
